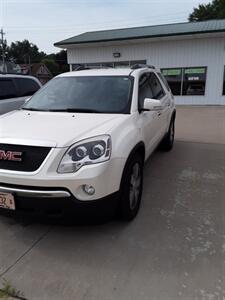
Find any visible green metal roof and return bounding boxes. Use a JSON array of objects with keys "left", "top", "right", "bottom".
[{"left": 54, "top": 19, "right": 225, "bottom": 47}]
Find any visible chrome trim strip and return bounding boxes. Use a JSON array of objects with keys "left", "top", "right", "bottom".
[{"left": 0, "top": 186, "right": 71, "bottom": 198}]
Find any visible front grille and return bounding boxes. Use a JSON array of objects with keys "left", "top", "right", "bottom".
[{"left": 0, "top": 144, "right": 51, "bottom": 172}]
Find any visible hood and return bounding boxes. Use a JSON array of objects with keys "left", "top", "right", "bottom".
[{"left": 0, "top": 110, "right": 129, "bottom": 147}]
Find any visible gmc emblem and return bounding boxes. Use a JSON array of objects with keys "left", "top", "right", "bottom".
[{"left": 0, "top": 150, "right": 23, "bottom": 162}]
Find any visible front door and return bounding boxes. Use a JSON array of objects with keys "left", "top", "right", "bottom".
[
  {"left": 149, "top": 72, "right": 170, "bottom": 139},
  {"left": 137, "top": 73, "right": 161, "bottom": 158}
]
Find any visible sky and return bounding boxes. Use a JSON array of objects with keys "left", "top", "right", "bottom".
[{"left": 0, "top": 0, "right": 209, "bottom": 54}]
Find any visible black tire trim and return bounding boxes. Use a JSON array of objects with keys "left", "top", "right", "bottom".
[
  {"left": 118, "top": 147, "right": 144, "bottom": 221},
  {"left": 161, "top": 114, "right": 175, "bottom": 151}
]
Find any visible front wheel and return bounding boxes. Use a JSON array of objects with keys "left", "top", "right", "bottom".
[{"left": 118, "top": 154, "right": 144, "bottom": 221}]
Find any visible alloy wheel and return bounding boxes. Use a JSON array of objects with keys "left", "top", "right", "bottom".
[{"left": 129, "top": 162, "right": 141, "bottom": 210}]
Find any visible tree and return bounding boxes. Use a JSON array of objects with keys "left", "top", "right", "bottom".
[
  {"left": 45, "top": 50, "right": 69, "bottom": 73},
  {"left": 1, "top": 38, "right": 69, "bottom": 75},
  {"left": 189, "top": 0, "right": 225, "bottom": 21},
  {"left": 7, "top": 40, "right": 46, "bottom": 64},
  {"left": 42, "top": 58, "right": 59, "bottom": 76}
]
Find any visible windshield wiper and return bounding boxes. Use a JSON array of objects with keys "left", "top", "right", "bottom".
[
  {"left": 21, "top": 107, "right": 47, "bottom": 112},
  {"left": 48, "top": 108, "right": 102, "bottom": 113},
  {"left": 21, "top": 107, "right": 103, "bottom": 113}
]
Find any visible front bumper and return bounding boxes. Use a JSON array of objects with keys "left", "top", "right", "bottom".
[
  {"left": 0, "top": 183, "right": 119, "bottom": 218},
  {"left": 0, "top": 157, "right": 126, "bottom": 201}
]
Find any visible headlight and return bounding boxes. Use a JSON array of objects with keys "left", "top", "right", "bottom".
[{"left": 57, "top": 135, "right": 112, "bottom": 173}]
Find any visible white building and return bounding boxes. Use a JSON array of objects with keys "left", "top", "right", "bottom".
[{"left": 55, "top": 19, "right": 225, "bottom": 105}]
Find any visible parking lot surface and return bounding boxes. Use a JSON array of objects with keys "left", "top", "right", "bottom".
[{"left": 0, "top": 106, "right": 224, "bottom": 300}]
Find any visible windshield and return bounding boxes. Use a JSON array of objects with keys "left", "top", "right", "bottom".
[{"left": 23, "top": 76, "right": 133, "bottom": 114}]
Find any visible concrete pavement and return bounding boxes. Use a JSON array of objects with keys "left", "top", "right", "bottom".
[
  {"left": 175, "top": 105, "right": 225, "bottom": 144},
  {"left": 0, "top": 106, "right": 224, "bottom": 300}
]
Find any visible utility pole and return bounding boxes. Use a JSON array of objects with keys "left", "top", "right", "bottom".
[{"left": 0, "top": 28, "right": 6, "bottom": 73}]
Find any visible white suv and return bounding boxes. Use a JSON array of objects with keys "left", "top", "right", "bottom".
[{"left": 0, "top": 65, "right": 175, "bottom": 221}]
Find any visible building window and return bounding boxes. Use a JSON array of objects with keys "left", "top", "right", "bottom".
[
  {"left": 101, "top": 62, "right": 114, "bottom": 68},
  {"left": 161, "top": 68, "right": 182, "bottom": 95},
  {"left": 161, "top": 67, "right": 207, "bottom": 96},
  {"left": 114, "top": 61, "right": 130, "bottom": 68},
  {"left": 130, "top": 60, "right": 146, "bottom": 66},
  {"left": 182, "top": 67, "right": 207, "bottom": 96},
  {"left": 223, "top": 67, "right": 225, "bottom": 95}
]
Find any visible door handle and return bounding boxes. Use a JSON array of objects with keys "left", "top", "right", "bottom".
[{"left": 157, "top": 111, "right": 162, "bottom": 117}]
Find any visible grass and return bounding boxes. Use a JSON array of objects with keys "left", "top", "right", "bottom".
[{"left": 0, "top": 279, "right": 27, "bottom": 300}]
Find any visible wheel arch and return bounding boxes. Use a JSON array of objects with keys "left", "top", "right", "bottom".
[
  {"left": 128, "top": 142, "right": 146, "bottom": 163},
  {"left": 171, "top": 109, "right": 176, "bottom": 122},
  {"left": 120, "top": 142, "right": 145, "bottom": 189},
  {"left": 166, "top": 108, "right": 176, "bottom": 133}
]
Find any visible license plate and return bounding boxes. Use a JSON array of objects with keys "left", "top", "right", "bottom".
[{"left": 0, "top": 193, "right": 16, "bottom": 210}]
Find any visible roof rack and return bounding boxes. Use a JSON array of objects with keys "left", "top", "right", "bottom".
[{"left": 130, "top": 64, "right": 155, "bottom": 70}]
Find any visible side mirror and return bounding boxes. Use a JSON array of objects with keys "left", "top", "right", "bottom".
[{"left": 142, "top": 98, "right": 163, "bottom": 111}]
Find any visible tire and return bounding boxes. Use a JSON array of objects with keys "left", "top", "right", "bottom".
[
  {"left": 118, "top": 154, "right": 144, "bottom": 221},
  {"left": 161, "top": 118, "right": 175, "bottom": 151}
]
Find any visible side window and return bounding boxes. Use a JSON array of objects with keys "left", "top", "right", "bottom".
[
  {"left": 149, "top": 73, "right": 165, "bottom": 100},
  {"left": 0, "top": 79, "right": 18, "bottom": 100},
  {"left": 15, "top": 78, "right": 40, "bottom": 97},
  {"left": 157, "top": 72, "right": 170, "bottom": 91},
  {"left": 138, "top": 74, "right": 153, "bottom": 108}
]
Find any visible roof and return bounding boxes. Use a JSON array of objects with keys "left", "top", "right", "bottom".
[
  {"left": 57, "top": 68, "right": 133, "bottom": 77},
  {"left": 0, "top": 73, "right": 34, "bottom": 79},
  {"left": 0, "top": 73, "right": 41, "bottom": 84},
  {"left": 54, "top": 19, "right": 225, "bottom": 47},
  {"left": 57, "top": 66, "right": 157, "bottom": 77}
]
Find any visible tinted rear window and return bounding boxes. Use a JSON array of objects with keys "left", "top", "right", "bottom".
[
  {"left": 0, "top": 79, "right": 18, "bottom": 100},
  {"left": 15, "top": 78, "right": 40, "bottom": 97}
]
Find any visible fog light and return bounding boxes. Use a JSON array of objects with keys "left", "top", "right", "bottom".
[{"left": 83, "top": 185, "right": 95, "bottom": 195}]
